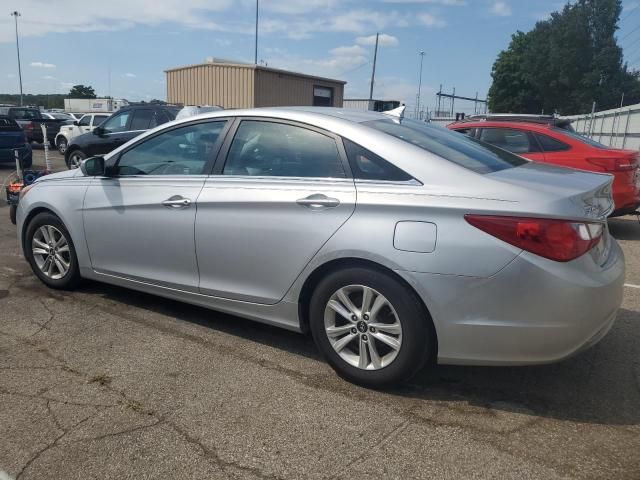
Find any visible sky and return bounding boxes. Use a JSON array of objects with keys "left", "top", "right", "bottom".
[{"left": 1, "top": 0, "right": 639, "bottom": 114}]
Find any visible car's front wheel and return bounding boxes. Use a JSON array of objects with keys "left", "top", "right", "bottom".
[
  {"left": 57, "top": 137, "right": 68, "bottom": 154},
  {"left": 310, "top": 267, "right": 434, "bottom": 387},
  {"left": 67, "top": 150, "right": 86, "bottom": 169},
  {"left": 24, "top": 212, "right": 81, "bottom": 290}
]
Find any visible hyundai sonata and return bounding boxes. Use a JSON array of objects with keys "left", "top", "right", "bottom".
[{"left": 16, "top": 107, "right": 624, "bottom": 387}]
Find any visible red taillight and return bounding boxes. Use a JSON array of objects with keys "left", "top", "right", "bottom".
[
  {"left": 24, "top": 121, "right": 34, "bottom": 131},
  {"left": 465, "top": 215, "right": 603, "bottom": 262},
  {"left": 586, "top": 157, "right": 636, "bottom": 171}
]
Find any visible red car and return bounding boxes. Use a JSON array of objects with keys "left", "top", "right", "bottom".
[{"left": 448, "top": 116, "right": 640, "bottom": 217}]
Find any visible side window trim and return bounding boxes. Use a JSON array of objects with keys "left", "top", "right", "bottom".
[
  {"left": 211, "top": 117, "right": 353, "bottom": 179},
  {"left": 105, "top": 118, "right": 233, "bottom": 177}
]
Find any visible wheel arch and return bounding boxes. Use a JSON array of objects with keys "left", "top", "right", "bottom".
[
  {"left": 21, "top": 206, "right": 59, "bottom": 253},
  {"left": 297, "top": 257, "right": 438, "bottom": 361}
]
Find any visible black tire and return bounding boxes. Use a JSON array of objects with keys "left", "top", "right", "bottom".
[
  {"left": 57, "top": 137, "right": 68, "bottom": 155},
  {"left": 24, "top": 212, "right": 81, "bottom": 290},
  {"left": 309, "top": 267, "right": 434, "bottom": 387},
  {"left": 66, "top": 149, "right": 86, "bottom": 169},
  {"left": 9, "top": 205, "right": 17, "bottom": 225}
]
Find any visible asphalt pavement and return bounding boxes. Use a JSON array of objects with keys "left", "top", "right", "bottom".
[{"left": 0, "top": 148, "right": 638, "bottom": 479}]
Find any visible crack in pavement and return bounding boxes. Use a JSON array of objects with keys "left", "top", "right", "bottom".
[{"left": 163, "top": 421, "right": 288, "bottom": 480}]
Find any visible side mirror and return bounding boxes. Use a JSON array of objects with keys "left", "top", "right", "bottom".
[
  {"left": 80, "top": 156, "right": 105, "bottom": 177},
  {"left": 73, "top": 121, "right": 79, "bottom": 126},
  {"left": 93, "top": 126, "right": 104, "bottom": 136}
]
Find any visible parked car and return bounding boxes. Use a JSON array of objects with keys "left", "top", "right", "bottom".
[
  {"left": 55, "top": 113, "right": 110, "bottom": 154},
  {"left": 448, "top": 118, "right": 640, "bottom": 216},
  {"left": 0, "top": 106, "right": 67, "bottom": 146},
  {"left": 41, "top": 112, "right": 74, "bottom": 123},
  {"left": 16, "top": 108, "right": 624, "bottom": 387},
  {"left": 64, "top": 105, "right": 179, "bottom": 169},
  {"left": 66, "top": 112, "right": 89, "bottom": 122},
  {"left": 0, "top": 115, "right": 32, "bottom": 168}
]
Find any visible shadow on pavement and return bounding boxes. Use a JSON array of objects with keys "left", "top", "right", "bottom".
[{"left": 71, "top": 279, "right": 640, "bottom": 428}]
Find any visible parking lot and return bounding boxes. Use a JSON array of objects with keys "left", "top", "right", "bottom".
[{"left": 0, "top": 148, "right": 638, "bottom": 479}]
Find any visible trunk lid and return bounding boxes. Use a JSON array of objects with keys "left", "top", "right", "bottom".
[{"left": 488, "top": 162, "right": 614, "bottom": 220}]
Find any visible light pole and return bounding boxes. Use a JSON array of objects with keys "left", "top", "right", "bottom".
[
  {"left": 10, "top": 11, "right": 23, "bottom": 106},
  {"left": 416, "top": 51, "right": 425, "bottom": 119},
  {"left": 368, "top": 32, "right": 379, "bottom": 107},
  {"left": 254, "top": 0, "right": 259, "bottom": 65}
]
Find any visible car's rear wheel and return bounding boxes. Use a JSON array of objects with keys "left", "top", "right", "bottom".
[
  {"left": 9, "top": 205, "right": 17, "bottom": 225},
  {"left": 24, "top": 212, "right": 81, "bottom": 290},
  {"left": 67, "top": 150, "right": 86, "bottom": 169},
  {"left": 310, "top": 267, "right": 433, "bottom": 387},
  {"left": 57, "top": 137, "right": 68, "bottom": 154}
]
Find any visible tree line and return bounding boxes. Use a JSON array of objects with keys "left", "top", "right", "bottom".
[{"left": 488, "top": 0, "right": 640, "bottom": 115}]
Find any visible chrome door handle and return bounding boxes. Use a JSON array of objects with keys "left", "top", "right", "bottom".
[
  {"left": 296, "top": 194, "right": 340, "bottom": 209},
  {"left": 162, "top": 196, "right": 191, "bottom": 208}
]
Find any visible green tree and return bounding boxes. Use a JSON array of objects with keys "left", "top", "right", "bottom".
[
  {"left": 488, "top": 0, "right": 640, "bottom": 114},
  {"left": 68, "top": 84, "right": 96, "bottom": 99}
]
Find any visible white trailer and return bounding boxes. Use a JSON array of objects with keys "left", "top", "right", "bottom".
[{"left": 64, "top": 98, "right": 129, "bottom": 113}]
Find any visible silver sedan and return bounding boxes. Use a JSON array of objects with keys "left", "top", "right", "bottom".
[{"left": 16, "top": 107, "right": 624, "bottom": 387}]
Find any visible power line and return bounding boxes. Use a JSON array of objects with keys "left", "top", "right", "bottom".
[
  {"left": 620, "top": 23, "right": 640, "bottom": 41},
  {"left": 620, "top": 3, "right": 639, "bottom": 23}
]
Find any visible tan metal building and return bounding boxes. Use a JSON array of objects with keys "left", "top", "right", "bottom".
[{"left": 165, "top": 59, "right": 345, "bottom": 109}]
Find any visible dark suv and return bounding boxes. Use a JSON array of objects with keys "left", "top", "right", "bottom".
[{"left": 64, "top": 105, "right": 179, "bottom": 169}]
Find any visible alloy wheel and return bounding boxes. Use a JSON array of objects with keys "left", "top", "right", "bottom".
[
  {"left": 32, "top": 225, "right": 71, "bottom": 280},
  {"left": 69, "top": 153, "right": 82, "bottom": 169},
  {"left": 324, "top": 284, "right": 402, "bottom": 370}
]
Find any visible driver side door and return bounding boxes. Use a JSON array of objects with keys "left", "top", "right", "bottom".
[{"left": 82, "top": 119, "right": 229, "bottom": 291}]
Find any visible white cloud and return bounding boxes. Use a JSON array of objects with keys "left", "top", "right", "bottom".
[
  {"left": 383, "top": 0, "right": 465, "bottom": 5},
  {"left": 124, "top": 73, "right": 136, "bottom": 78},
  {"left": 42, "top": 75, "right": 56, "bottom": 80},
  {"left": 356, "top": 33, "right": 399, "bottom": 47},
  {"left": 418, "top": 13, "right": 447, "bottom": 28},
  {"left": 0, "top": 0, "right": 234, "bottom": 42},
  {"left": 260, "top": 9, "right": 410, "bottom": 39},
  {"left": 30, "top": 61, "right": 56, "bottom": 68},
  {"left": 490, "top": 1, "right": 512, "bottom": 17},
  {"left": 330, "top": 45, "right": 368, "bottom": 57},
  {"left": 258, "top": 0, "right": 341, "bottom": 15}
]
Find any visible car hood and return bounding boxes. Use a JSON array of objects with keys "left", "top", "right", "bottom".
[{"left": 35, "top": 169, "right": 83, "bottom": 183}]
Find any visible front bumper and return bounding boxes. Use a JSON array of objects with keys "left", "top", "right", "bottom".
[{"left": 398, "top": 236, "right": 625, "bottom": 366}]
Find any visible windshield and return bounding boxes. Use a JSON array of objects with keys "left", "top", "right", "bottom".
[
  {"left": 364, "top": 118, "right": 528, "bottom": 174},
  {"left": 551, "top": 127, "right": 607, "bottom": 149}
]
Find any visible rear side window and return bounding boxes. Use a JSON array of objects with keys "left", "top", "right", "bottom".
[
  {"left": 365, "top": 119, "right": 528, "bottom": 174},
  {"left": 0, "top": 117, "right": 20, "bottom": 131},
  {"left": 9, "top": 108, "right": 39, "bottom": 120},
  {"left": 343, "top": 139, "right": 413, "bottom": 182},
  {"left": 479, "top": 128, "right": 539, "bottom": 154},
  {"left": 93, "top": 115, "right": 109, "bottom": 126},
  {"left": 130, "top": 109, "right": 155, "bottom": 130},
  {"left": 550, "top": 128, "right": 606, "bottom": 149},
  {"left": 223, "top": 121, "right": 346, "bottom": 178},
  {"left": 534, "top": 133, "right": 570, "bottom": 152}
]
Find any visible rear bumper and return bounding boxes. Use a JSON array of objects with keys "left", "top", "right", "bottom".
[
  {"left": 398, "top": 237, "right": 625, "bottom": 366},
  {"left": 611, "top": 178, "right": 640, "bottom": 216}
]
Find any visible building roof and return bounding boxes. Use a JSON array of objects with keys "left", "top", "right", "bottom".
[{"left": 165, "top": 60, "right": 346, "bottom": 85}]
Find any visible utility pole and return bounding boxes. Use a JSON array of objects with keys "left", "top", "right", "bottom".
[
  {"left": 254, "top": 0, "right": 259, "bottom": 65},
  {"left": 11, "top": 11, "right": 23, "bottom": 106},
  {"left": 368, "top": 32, "right": 379, "bottom": 107},
  {"left": 415, "top": 51, "right": 425, "bottom": 119}
]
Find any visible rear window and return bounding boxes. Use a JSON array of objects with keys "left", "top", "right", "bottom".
[
  {"left": 0, "top": 117, "right": 20, "bottom": 131},
  {"left": 365, "top": 118, "right": 528, "bottom": 174},
  {"left": 550, "top": 128, "right": 607, "bottom": 149}
]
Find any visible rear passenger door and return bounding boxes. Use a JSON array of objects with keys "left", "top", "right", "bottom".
[
  {"left": 195, "top": 118, "right": 356, "bottom": 304},
  {"left": 478, "top": 127, "right": 545, "bottom": 162}
]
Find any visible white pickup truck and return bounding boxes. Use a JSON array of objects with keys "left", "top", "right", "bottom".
[{"left": 54, "top": 112, "right": 110, "bottom": 154}]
